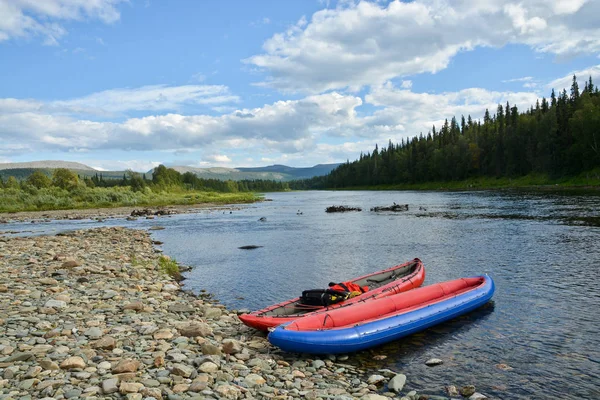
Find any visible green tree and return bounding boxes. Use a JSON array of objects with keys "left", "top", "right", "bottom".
[
  {"left": 152, "top": 165, "right": 183, "bottom": 188},
  {"left": 5, "top": 176, "right": 20, "bottom": 189},
  {"left": 52, "top": 168, "right": 79, "bottom": 190},
  {"left": 26, "top": 171, "right": 52, "bottom": 189},
  {"left": 126, "top": 170, "right": 147, "bottom": 192}
]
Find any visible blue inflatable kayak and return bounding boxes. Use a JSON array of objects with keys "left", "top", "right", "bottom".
[{"left": 268, "top": 275, "right": 495, "bottom": 354}]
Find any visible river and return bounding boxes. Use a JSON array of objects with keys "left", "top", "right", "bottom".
[{"left": 2, "top": 190, "right": 599, "bottom": 399}]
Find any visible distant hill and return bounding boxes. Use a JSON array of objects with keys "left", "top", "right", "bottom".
[
  {"left": 237, "top": 164, "right": 341, "bottom": 180},
  {"left": 153, "top": 163, "right": 341, "bottom": 181},
  {"left": 0, "top": 161, "right": 340, "bottom": 182},
  {"left": 0, "top": 161, "right": 96, "bottom": 171}
]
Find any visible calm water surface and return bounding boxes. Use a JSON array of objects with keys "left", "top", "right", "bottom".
[{"left": 3, "top": 190, "right": 600, "bottom": 399}]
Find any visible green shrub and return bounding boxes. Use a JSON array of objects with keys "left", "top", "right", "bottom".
[{"left": 158, "top": 256, "right": 182, "bottom": 280}]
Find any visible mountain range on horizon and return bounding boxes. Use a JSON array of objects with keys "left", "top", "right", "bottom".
[{"left": 0, "top": 160, "right": 341, "bottom": 182}]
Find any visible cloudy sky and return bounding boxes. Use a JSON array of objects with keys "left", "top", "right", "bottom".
[{"left": 1, "top": 0, "right": 600, "bottom": 172}]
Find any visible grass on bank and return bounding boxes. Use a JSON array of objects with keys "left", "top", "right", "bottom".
[
  {"left": 332, "top": 169, "right": 600, "bottom": 192},
  {"left": 0, "top": 185, "right": 261, "bottom": 213},
  {"left": 158, "top": 255, "right": 182, "bottom": 280}
]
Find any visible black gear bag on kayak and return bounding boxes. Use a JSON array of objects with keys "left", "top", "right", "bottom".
[{"left": 299, "top": 288, "right": 349, "bottom": 306}]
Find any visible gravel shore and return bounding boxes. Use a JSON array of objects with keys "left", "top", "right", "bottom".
[
  {"left": 0, "top": 204, "right": 240, "bottom": 224},
  {"left": 0, "top": 227, "right": 488, "bottom": 400}
]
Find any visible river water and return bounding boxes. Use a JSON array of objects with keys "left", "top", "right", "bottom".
[{"left": 3, "top": 190, "right": 600, "bottom": 399}]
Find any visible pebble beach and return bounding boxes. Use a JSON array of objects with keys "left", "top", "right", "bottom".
[{"left": 0, "top": 225, "right": 489, "bottom": 400}]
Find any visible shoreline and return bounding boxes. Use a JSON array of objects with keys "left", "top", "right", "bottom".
[
  {"left": 0, "top": 203, "right": 244, "bottom": 224},
  {"left": 0, "top": 227, "right": 489, "bottom": 399}
]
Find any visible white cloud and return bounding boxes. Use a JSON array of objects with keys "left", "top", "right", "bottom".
[
  {"left": 245, "top": 0, "right": 600, "bottom": 93},
  {"left": 503, "top": 76, "right": 534, "bottom": 83},
  {"left": 34, "top": 84, "right": 240, "bottom": 117},
  {"left": 203, "top": 154, "right": 232, "bottom": 164},
  {"left": 0, "top": 98, "right": 43, "bottom": 114},
  {"left": 0, "top": 0, "right": 126, "bottom": 45},
  {"left": 363, "top": 81, "right": 540, "bottom": 141},
  {"left": 553, "top": 0, "right": 588, "bottom": 15},
  {"left": 400, "top": 80, "right": 412, "bottom": 89},
  {"left": 0, "top": 92, "right": 364, "bottom": 156},
  {"left": 546, "top": 64, "right": 600, "bottom": 92}
]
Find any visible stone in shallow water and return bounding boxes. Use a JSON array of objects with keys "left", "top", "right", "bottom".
[
  {"left": 367, "top": 374, "right": 385, "bottom": 385},
  {"left": 460, "top": 385, "right": 476, "bottom": 397},
  {"left": 425, "top": 358, "right": 443, "bottom": 366},
  {"left": 388, "top": 374, "right": 406, "bottom": 393},
  {"left": 446, "top": 385, "right": 459, "bottom": 396}
]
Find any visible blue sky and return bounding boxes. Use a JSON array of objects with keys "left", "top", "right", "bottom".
[{"left": 1, "top": 0, "right": 600, "bottom": 171}]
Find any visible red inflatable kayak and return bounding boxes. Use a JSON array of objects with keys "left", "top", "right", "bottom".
[{"left": 239, "top": 258, "right": 425, "bottom": 331}]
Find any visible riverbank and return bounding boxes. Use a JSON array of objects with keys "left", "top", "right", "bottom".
[
  {"left": 0, "top": 227, "right": 492, "bottom": 399},
  {"left": 327, "top": 171, "right": 600, "bottom": 192},
  {"left": 0, "top": 186, "right": 261, "bottom": 214},
  {"left": 0, "top": 203, "right": 247, "bottom": 224}
]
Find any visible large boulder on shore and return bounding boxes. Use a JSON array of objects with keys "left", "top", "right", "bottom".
[{"left": 178, "top": 322, "right": 212, "bottom": 338}]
